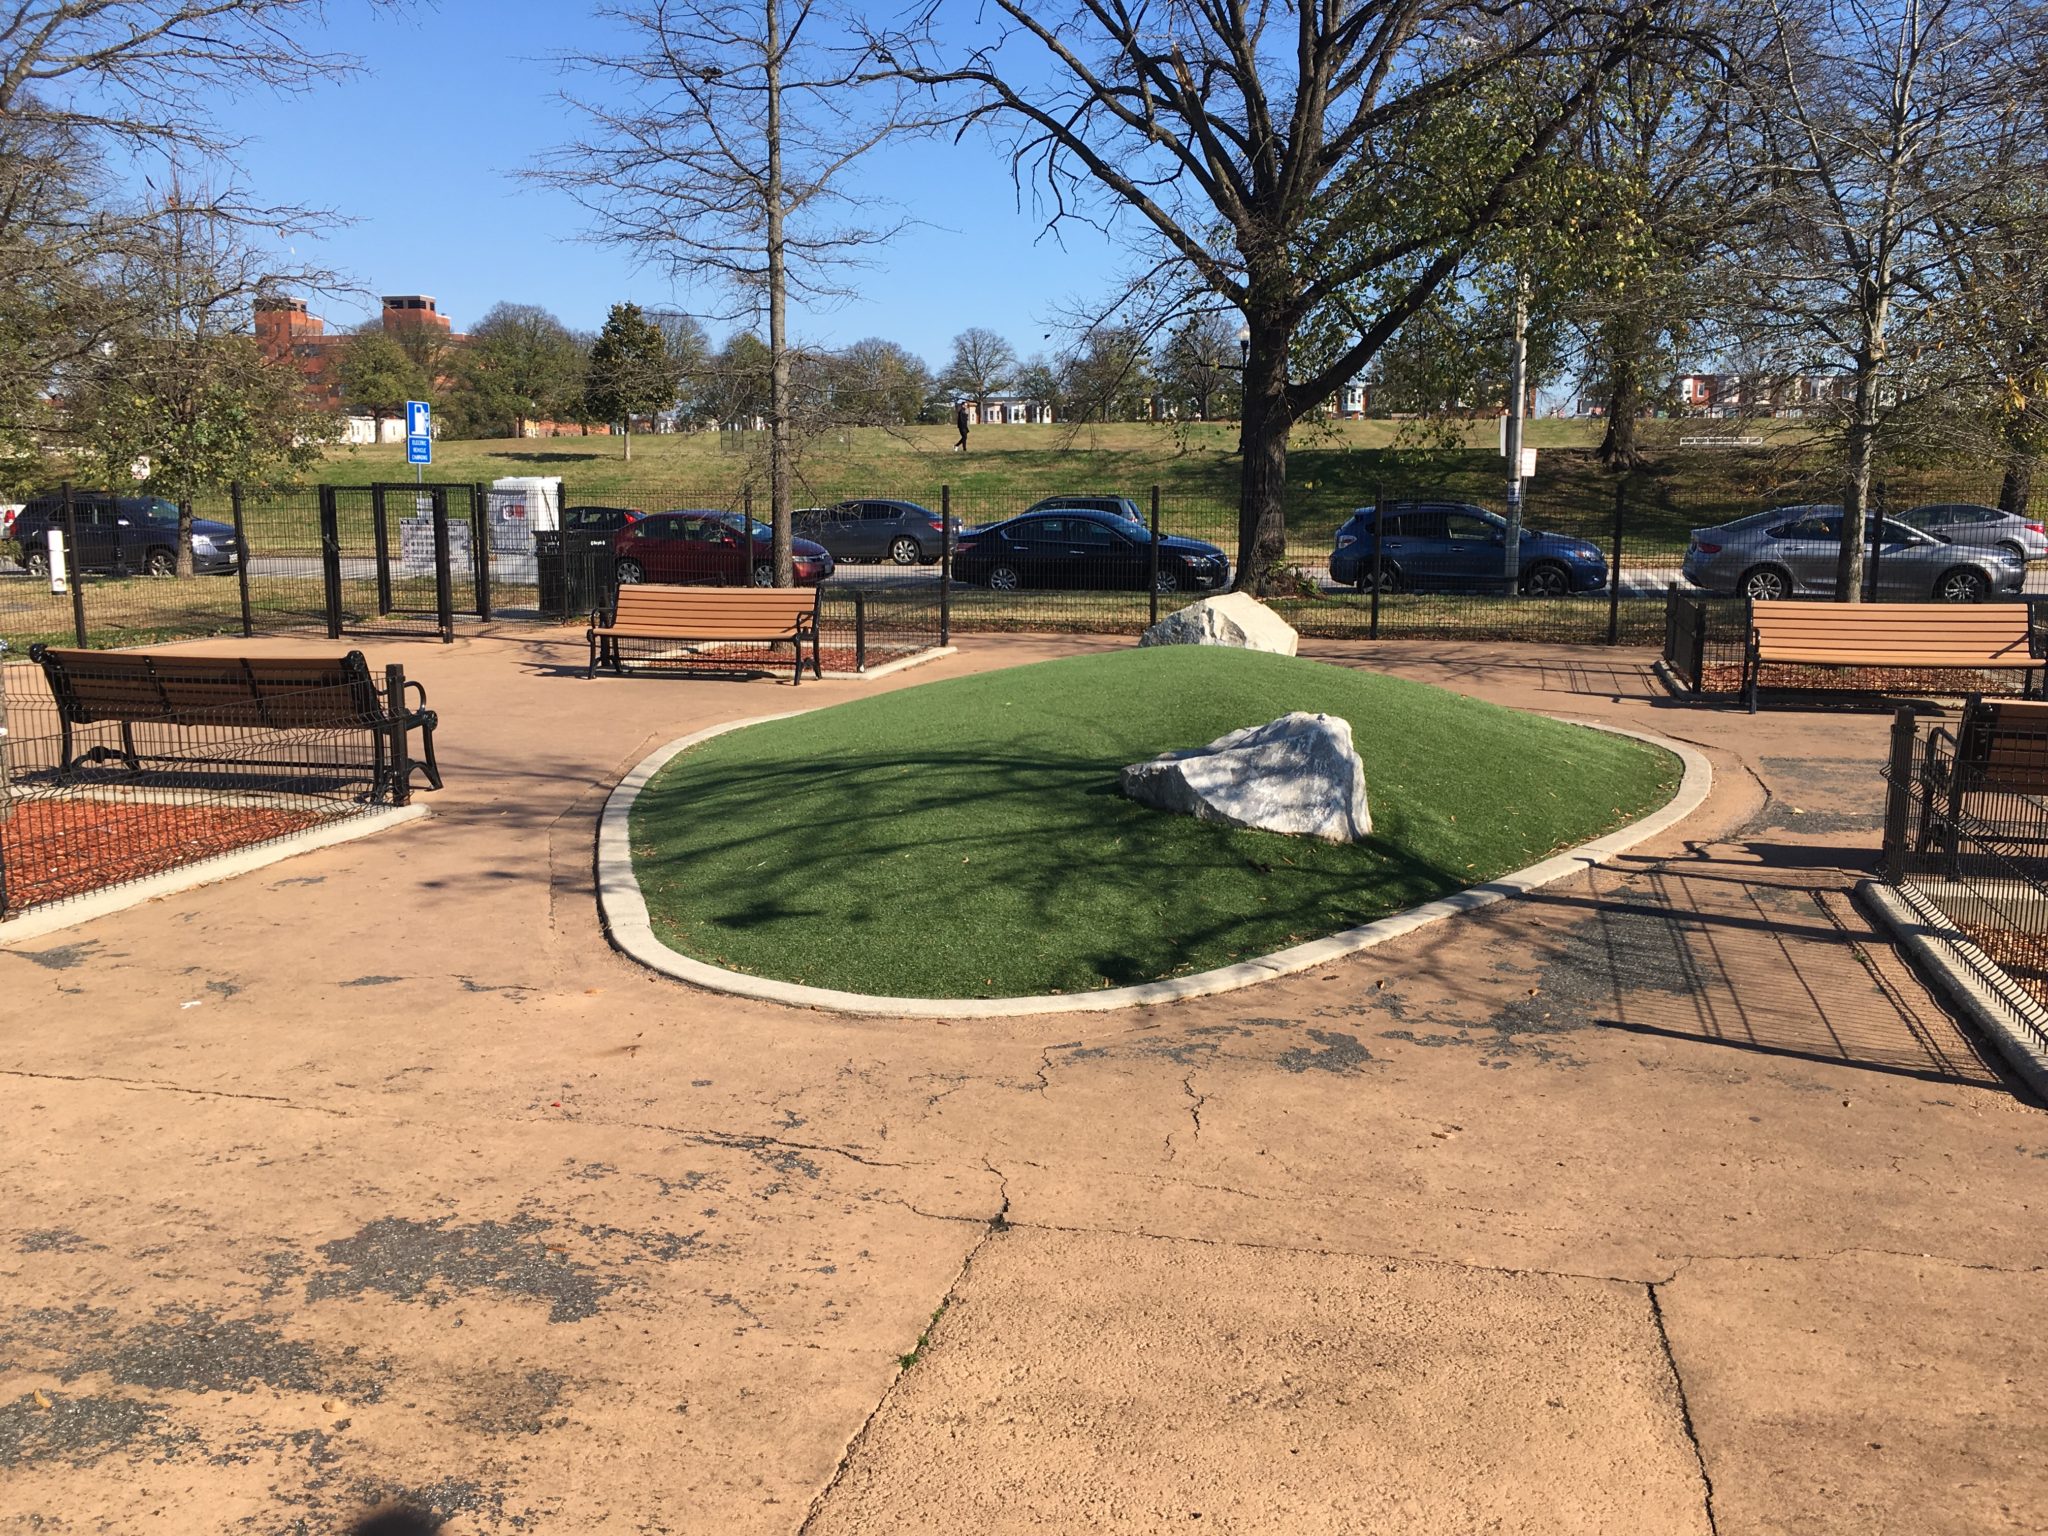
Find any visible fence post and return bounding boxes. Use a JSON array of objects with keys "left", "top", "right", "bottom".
[
  {"left": 854, "top": 588, "right": 867, "bottom": 673},
  {"left": 230, "top": 481, "right": 254, "bottom": 637},
  {"left": 1690, "top": 598, "right": 1707, "bottom": 697},
  {"left": 370, "top": 485, "right": 393, "bottom": 617},
  {"left": 940, "top": 485, "right": 952, "bottom": 646},
  {"left": 319, "top": 485, "right": 343, "bottom": 640},
  {"left": 1369, "top": 480, "right": 1384, "bottom": 640},
  {"left": 385, "top": 663, "right": 414, "bottom": 806},
  {"left": 1149, "top": 485, "right": 1162, "bottom": 629},
  {"left": 1866, "top": 479, "right": 1886, "bottom": 602},
  {"left": 1607, "top": 478, "right": 1626, "bottom": 646},
  {"left": 1881, "top": 704, "right": 1917, "bottom": 871},
  {"left": 431, "top": 487, "right": 454, "bottom": 643},
  {"left": 471, "top": 482, "right": 493, "bottom": 621},
  {"left": 61, "top": 483, "right": 87, "bottom": 647}
]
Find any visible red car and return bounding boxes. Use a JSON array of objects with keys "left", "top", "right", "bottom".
[{"left": 611, "top": 511, "right": 835, "bottom": 587}]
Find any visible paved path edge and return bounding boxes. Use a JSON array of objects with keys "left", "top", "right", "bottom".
[
  {"left": 0, "top": 804, "right": 432, "bottom": 947},
  {"left": 596, "top": 704, "right": 1712, "bottom": 1019},
  {"left": 1856, "top": 878, "right": 2048, "bottom": 1099}
]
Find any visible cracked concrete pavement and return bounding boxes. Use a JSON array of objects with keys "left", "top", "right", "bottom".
[{"left": 1, "top": 631, "right": 2043, "bottom": 1534}]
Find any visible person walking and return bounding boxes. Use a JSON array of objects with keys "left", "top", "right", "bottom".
[{"left": 954, "top": 399, "right": 971, "bottom": 453}]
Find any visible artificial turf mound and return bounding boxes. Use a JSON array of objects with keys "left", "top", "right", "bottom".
[{"left": 628, "top": 648, "right": 1682, "bottom": 998}]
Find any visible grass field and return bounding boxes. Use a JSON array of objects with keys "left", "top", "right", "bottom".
[{"left": 627, "top": 646, "right": 1682, "bottom": 998}]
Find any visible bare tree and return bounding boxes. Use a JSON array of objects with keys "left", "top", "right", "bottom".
[
  {"left": 1734, "top": 0, "right": 2047, "bottom": 599},
  {"left": 535, "top": 0, "right": 925, "bottom": 584},
  {"left": 877, "top": 1, "right": 1688, "bottom": 590},
  {"left": 939, "top": 327, "right": 1016, "bottom": 412}
]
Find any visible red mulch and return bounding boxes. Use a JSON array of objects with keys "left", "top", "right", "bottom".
[
  {"left": 1698, "top": 662, "right": 2034, "bottom": 699},
  {"left": 2, "top": 799, "right": 329, "bottom": 913},
  {"left": 617, "top": 643, "right": 931, "bottom": 677},
  {"left": 1958, "top": 922, "right": 2048, "bottom": 1012}
]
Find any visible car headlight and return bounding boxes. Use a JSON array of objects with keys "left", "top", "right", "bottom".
[
  {"left": 190, "top": 535, "right": 215, "bottom": 552},
  {"left": 1335, "top": 533, "right": 1357, "bottom": 549},
  {"left": 1567, "top": 548, "right": 1600, "bottom": 561}
]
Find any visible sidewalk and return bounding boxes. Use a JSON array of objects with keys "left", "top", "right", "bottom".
[{"left": 0, "top": 629, "right": 2040, "bottom": 1535}]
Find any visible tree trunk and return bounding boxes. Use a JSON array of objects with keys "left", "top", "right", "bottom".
[
  {"left": 1999, "top": 445, "right": 2036, "bottom": 517},
  {"left": 765, "top": 0, "right": 792, "bottom": 587},
  {"left": 623, "top": 426, "right": 632, "bottom": 462},
  {"left": 175, "top": 498, "right": 194, "bottom": 578},
  {"left": 1836, "top": 392, "right": 1878, "bottom": 603},
  {"left": 1235, "top": 337, "right": 1291, "bottom": 595},
  {"left": 1596, "top": 364, "right": 1645, "bottom": 470}
]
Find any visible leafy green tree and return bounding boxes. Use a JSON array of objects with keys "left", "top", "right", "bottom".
[
  {"left": 338, "top": 328, "right": 429, "bottom": 429},
  {"left": 940, "top": 328, "right": 1017, "bottom": 413},
  {"left": 1156, "top": 314, "right": 1243, "bottom": 422},
  {"left": 584, "top": 301, "right": 677, "bottom": 460},
  {"left": 455, "top": 302, "right": 585, "bottom": 437},
  {"left": 1061, "top": 328, "right": 1153, "bottom": 422}
]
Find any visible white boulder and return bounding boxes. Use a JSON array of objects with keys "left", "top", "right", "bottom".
[
  {"left": 1120, "top": 712, "right": 1370, "bottom": 842},
  {"left": 1137, "top": 592, "right": 1298, "bottom": 657}
]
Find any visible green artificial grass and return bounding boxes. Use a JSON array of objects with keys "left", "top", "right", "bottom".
[{"left": 628, "top": 647, "right": 1682, "bottom": 998}]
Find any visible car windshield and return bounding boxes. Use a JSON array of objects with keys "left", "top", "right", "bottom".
[{"left": 710, "top": 513, "right": 772, "bottom": 538}]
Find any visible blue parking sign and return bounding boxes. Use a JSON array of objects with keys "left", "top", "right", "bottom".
[
  {"left": 407, "top": 435, "right": 431, "bottom": 465},
  {"left": 406, "top": 400, "right": 432, "bottom": 438}
]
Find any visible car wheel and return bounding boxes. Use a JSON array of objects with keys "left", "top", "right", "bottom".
[
  {"left": 752, "top": 562, "right": 775, "bottom": 586},
  {"left": 145, "top": 546, "right": 176, "bottom": 577},
  {"left": 616, "top": 558, "right": 645, "bottom": 584},
  {"left": 988, "top": 562, "right": 1022, "bottom": 592},
  {"left": 1936, "top": 567, "right": 1990, "bottom": 603},
  {"left": 1520, "top": 561, "right": 1571, "bottom": 597},
  {"left": 23, "top": 547, "right": 48, "bottom": 577},
  {"left": 1739, "top": 565, "right": 1792, "bottom": 601},
  {"left": 1153, "top": 565, "right": 1183, "bottom": 595},
  {"left": 1354, "top": 565, "right": 1401, "bottom": 594},
  {"left": 889, "top": 536, "right": 923, "bottom": 565}
]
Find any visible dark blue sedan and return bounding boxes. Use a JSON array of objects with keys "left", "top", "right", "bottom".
[
  {"left": 1329, "top": 502, "right": 1607, "bottom": 596},
  {"left": 952, "top": 509, "right": 1231, "bottom": 593}
]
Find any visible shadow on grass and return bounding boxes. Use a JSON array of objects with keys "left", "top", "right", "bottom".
[{"left": 630, "top": 741, "right": 1484, "bottom": 993}]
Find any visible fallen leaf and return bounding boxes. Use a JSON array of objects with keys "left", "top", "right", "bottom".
[{"left": 32, "top": 1390, "right": 51, "bottom": 1410}]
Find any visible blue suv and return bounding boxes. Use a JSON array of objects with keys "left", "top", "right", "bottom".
[
  {"left": 1329, "top": 501, "right": 1607, "bottom": 596},
  {"left": 8, "top": 493, "right": 240, "bottom": 577}
]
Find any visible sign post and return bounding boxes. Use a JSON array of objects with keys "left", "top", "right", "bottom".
[{"left": 406, "top": 400, "right": 432, "bottom": 484}]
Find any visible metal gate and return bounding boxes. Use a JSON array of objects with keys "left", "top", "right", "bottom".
[{"left": 319, "top": 483, "right": 492, "bottom": 642}]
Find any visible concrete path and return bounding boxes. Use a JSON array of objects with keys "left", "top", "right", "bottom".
[{"left": 0, "top": 631, "right": 2041, "bottom": 1535}]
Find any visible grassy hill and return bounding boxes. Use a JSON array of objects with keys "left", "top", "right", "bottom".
[{"left": 318, "top": 418, "right": 2013, "bottom": 552}]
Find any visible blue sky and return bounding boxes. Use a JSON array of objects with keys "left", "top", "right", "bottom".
[{"left": 203, "top": 0, "right": 1136, "bottom": 367}]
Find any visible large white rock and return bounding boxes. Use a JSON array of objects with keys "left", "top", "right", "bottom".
[
  {"left": 1120, "top": 712, "right": 1370, "bottom": 842},
  {"left": 1137, "top": 592, "right": 1298, "bottom": 657}
]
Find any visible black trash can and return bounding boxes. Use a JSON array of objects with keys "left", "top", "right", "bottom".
[
  {"left": 534, "top": 530, "right": 566, "bottom": 618},
  {"left": 563, "top": 537, "right": 616, "bottom": 617}
]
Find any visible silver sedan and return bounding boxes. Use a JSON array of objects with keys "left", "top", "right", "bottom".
[
  {"left": 1893, "top": 501, "right": 2048, "bottom": 562},
  {"left": 1682, "top": 505, "right": 2027, "bottom": 602}
]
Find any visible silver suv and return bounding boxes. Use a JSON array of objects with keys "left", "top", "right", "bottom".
[{"left": 1682, "top": 505, "right": 2025, "bottom": 602}]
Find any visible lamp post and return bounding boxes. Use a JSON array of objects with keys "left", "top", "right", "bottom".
[{"left": 1236, "top": 325, "right": 1250, "bottom": 421}]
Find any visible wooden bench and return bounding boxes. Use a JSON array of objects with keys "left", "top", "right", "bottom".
[
  {"left": 1744, "top": 599, "right": 2045, "bottom": 712},
  {"left": 1891, "top": 696, "right": 2048, "bottom": 867},
  {"left": 28, "top": 646, "right": 442, "bottom": 804},
  {"left": 587, "top": 587, "right": 822, "bottom": 683}
]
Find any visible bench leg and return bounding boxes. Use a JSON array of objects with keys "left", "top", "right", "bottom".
[
  {"left": 370, "top": 721, "right": 390, "bottom": 805},
  {"left": 411, "top": 713, "right": 444, "bottom": 791},
  {"left": 587, "top": 634, "right": 597, "bottom": 680},
  {"left": 56, "top": 718, "right": 76, "bottom": 784},
  {"left": 119, "top": 721, "right": 141, "bottom": 772},
  {"left": 791, "top": 635, "right": 801, "bottom": 686}
]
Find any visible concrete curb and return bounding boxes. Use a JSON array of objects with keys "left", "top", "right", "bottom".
[
  {"left": 1855, "top": 878, "right": 2048, "bottom": 1100},
  {"left": 0, "top": 803, "right": 431, "bottom": 946},
  {"left": 597, "top": 706, "right": 1713, "bottom": 1019},
  {"left": 821, "top": 645, "right": 957, "bottom": 681}
]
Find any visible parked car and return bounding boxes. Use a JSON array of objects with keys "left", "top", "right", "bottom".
[
  {"left": 1681, "top": 505, "right": 2026, "bottom": 602},
  {"left": 1892, "top": 502, "right": 2048, "bottom": 562},
  {"left": 951, "top": 508, "right": 1230, "bottom": 592},
  {"left": 1328, "top": 502, "right": 1607, "bottom": 595},
  {"left": 610, "top": 510, "right": 834, "bottom": 587},
  {"left": 8, "top": 493, "right": 240, "bottom": 576},
  {"left": 792, "top": 499, "right": 957, "bottom": 565},
  {"left": 562, "top": 505, "right": 643, "bottom": 537},
  {"left": 1023, "top": 494, "right": 1150, "bottom": 525}
]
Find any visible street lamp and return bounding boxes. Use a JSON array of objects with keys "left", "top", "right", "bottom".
[{"left": 1236, "top": 325, "right": 1250, "bottom": 368}]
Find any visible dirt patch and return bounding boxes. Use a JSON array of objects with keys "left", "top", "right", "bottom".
[
  {"left": 0, "top": 1392, "right": 185, "bottom": 1470},
  {"left": 305, "top": 1214, "right": 615, "bottom": 1323},
  {"left": 0, "top": 799, "right": 332, "bottom": 913},
  {"left": 1696, "top": 661, "right": 2031, "bottom": 700}
]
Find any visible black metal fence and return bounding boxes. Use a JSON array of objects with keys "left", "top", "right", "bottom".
[
  {"left": 1880, "top": 703, "right": 2048, "bottom": 1050},
  {"left": 7, "top": 474, "right": 2042, "bottom": 666},
  {"left": 0, "top": 655, "right": 410, "bottom": 922}
]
